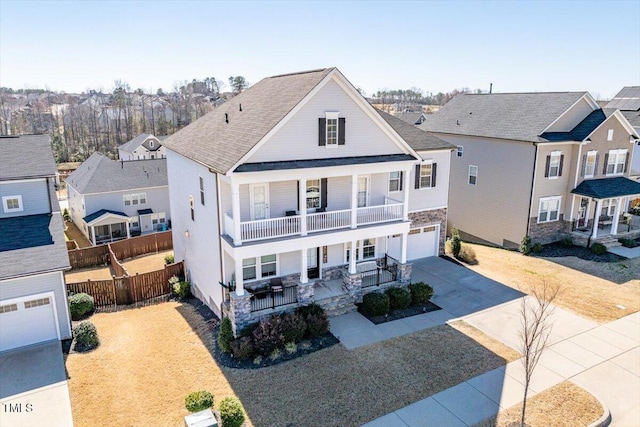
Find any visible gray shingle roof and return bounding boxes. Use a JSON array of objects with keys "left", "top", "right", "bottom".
[
  {"left": 0, "top": 135, "right": 56, "bottom": 180},
  {"left": 83, "top": 209, "right": 129, "bottom": 224},
  {"left": 540, "top": 109, "right": 614, "bottom": 142},
  {"left": 377, "top": 110, "right": 454, "bottom": 151},
  {"left": 0, "top": 213, "right": 70, "bottom": 280},
  {"left": 162, "top": 68, "right": 335, "bottom": 173},
  {"left": 394, "top": 112, "right": 423, "bottom": 125},
  {"left": 606, "top": 86, "right": 640, "bottom": 111},
  {"left": 119, "top": 133, "right": 167, "bottom": 153},
  {"left": 65, "top": 153, "right": 168, "bottom": 194},
  {"left": 420, "top": 92, "right": 588, "bottom": 143},
  {"left": 621, "top": 110, "right": 640, "bottom": 128},
  {"left": 571, "top": 177, "right": 640, "bottom": 199}
]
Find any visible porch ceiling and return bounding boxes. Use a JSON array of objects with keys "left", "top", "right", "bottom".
[
  {"left": 234, "top": 153, "right": 417, "bottom": 172},
  {"left": 571, "top": 177, "right": 640, "bottom": 199}
]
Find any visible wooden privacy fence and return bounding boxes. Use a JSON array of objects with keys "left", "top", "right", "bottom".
[
  {"left": 67, "top": 245, "right": 109, "bottom": 269},
  {"left": 67, "top": 261, "right": 185, "bottom": 310},
  {"left": 109, "top": 245, "right": 128, "bottom": 277}
]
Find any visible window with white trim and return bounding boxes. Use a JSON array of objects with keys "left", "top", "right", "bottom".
[
  {"left": 242, "top": 254, "right": 277, "bottom": 281},
  {"left": 456, "top": 146, "right": 463, "bottom": 157},
  {"left": 2, "top": 195, "right": 23, "bottom": 213},
  {"left": 199, "top": 176, "right": 205, "bottom": 205},
  {"left": 468, "top": 165, "right": 478, "bottom": 185},
  {"left": 326, "top": 112, "right": 339, "bottom": 146},
  {"left": 548, "top": 151, "right": 561, "bottom": 178},
  {"left": 606, "top": 149, "right": 627, "bottom": 175},
  {"left": 419, "top": 164, "right": 433, "bottom": 188},
  {"left": 189, "top": 195, "right": 195, "bottom": 221},
  {"left": 538, "top": 196, "right": 561, "bottom": 223},
  {"left": 306, "top": 179, "right": 321, "bottom": 209},
  {"left": 601, "top": 199, "right": 617, "bottom": 217},
  {"left": 389, "top": 171, "right": 403, "bottom": 192},
  {"left": 607, "top": 129, "right": 614, "bottom": 141},
  {"left": 149, "top": 140, "right": 155, "bottom": 148},
  {"left": 585, "top": 151, "right": 597, "bottom": 178},
  {"left": 123, "top": 193, "right": 146, "bottom": 206},
  {"left": 345, "top": 239, "right": 376, "bottom": 262}
]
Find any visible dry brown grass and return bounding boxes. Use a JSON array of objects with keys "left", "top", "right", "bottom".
[
  {"left": 65, "top": 301, "right": 518, "bottom": 427},
  {"left": 65, "top": 266, "right": 113, "bottom": 282},
  {"left": 122, "top": 249, "right": 173, "bottom": 274},
  {"left": 64, "top": 221, "right": 92, "bottom": 248},
  {"left": 475, "top": 381, "right": 603, "bottom": 427},
  {"left": 464, "top": 243, "right": 640, "bottom": 322}
]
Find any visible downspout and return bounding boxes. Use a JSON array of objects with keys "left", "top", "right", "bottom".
[
  {"left": 570, "top": 142, "right": 584, "bottom": 227},
  {"left": 526, "top": 143, "right": 539, "bottom": 237},
  {"left": 214, "top": 171, "right": 226, "bottom": 317},
  {"left": 46, "top": 177, "right": 53, "bottom": 213}
]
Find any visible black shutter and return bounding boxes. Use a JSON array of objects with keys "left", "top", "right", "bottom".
[
  {"left": 296, "top": 181, "right": 300, "bottom": 211},
  {"left": 399, "top": 172, "right": 403, "bottom": 191},
  {"left": 580, "top": 154, "right": 587, "bottom": 177},
  {"left": 594, "top": 154, "right": 599, "bottom": 176},
  {"left": 431, "top": 163, "right": 437, "bottom": 187},
  {"left": 558, "top": 154, "right": 564, "bottom": 177},
  {"left": 544, "top": 155, "right": 551, "bottom": 177},
  {"left": 338, "top": 118, "right": 346, "bottom": 145},
  {"left": 414, "top": 164, "right": 421, "bottom": 189},
  {"left": 603, "top": 153, "right": 609, "bottom": 174},
  {"left": 624, "top": 152, "right": 631, "bottom": 173},
  {"left": 318, "top": 118, "right": 326, "bottom": 146},
  {"left": 321, "top": 178, "right": 327, "bottom": 209}
]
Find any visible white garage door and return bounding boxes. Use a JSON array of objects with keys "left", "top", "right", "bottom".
[
  {"left": 0, "top": 294, "right": 59, "bottom": 352},
  {"left": 387, "top": 226, "right": 439, "bottom": 261}
]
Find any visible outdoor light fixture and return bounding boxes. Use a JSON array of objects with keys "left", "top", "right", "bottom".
[{"left": 184, "top": 230, "right": 189, "bottom": 238}]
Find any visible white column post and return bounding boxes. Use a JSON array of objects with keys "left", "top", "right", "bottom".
[
  {"left": 348, "top": 240, "right": 357, "bottom": 274},
  {"left": 126, "top": 222, "right": 131, "bottom": 239},
  {"left": 611, "top": 197, "right": 623, "bottom": 235},
  {"left": 300, "top": 248, "right": 308, "bottom": 284},
  {"left": 91, "top": 225, "right": 96, "bottom": 246},
  {"left": 231, "top": 182, "right": 242, "bottom": 245},
  {"left": 403, "top": 169, "right": 410, "bottom": 221},
  {"left": 400, "top": 231, "right": 408, "bottom": 264},
  {"left": 351, "top": 174, "right": 358, "bottom": 229},
  {"left": 591, "top": 199, "right": 603, "bottom": 239},
  {"left": 299, "top": 178, "right": 307, "bottom": 236},
  {"left": 234, "top": 259, "right": 244, "bottom": 296}
]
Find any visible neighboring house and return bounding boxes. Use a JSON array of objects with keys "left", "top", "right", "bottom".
[
  {"left": 421, "top": 91, "right": 640, "bottom": 248},
  {"left": 65, "top": 153, "right": 170, "bottom": 245},
  {"left": 0, "top": 135, "right": 72, "bottom": 352},
  {"left": 606, "top": 87, "right": 640, "bottom": 178},
  {"left": 118, "top": 133, "right": 168, "bottom": 161},
  {"left": 395, "top": 111, "right": 427, "bottom": 126},
  {"left": 163, "top": 67, "right": 453, "bottom": 333}
]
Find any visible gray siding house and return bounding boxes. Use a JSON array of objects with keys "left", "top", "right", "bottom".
[
  {"left": 118, "top": 133, "right": 168, "bottom": 161},
  {"left": 606, "top": 87, "right": 640, "bottom": 178},
  {"left": 0, "top": 135, "right": 72, "bottom": 352}
]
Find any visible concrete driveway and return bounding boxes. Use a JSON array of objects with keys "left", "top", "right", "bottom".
[{"left": 0, "top": 341, "right": 73, "bottom": 427}]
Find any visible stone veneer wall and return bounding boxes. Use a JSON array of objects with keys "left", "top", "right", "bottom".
[
  {"left": 528, "top": 214, "right": 571, "bottom": 244},
  {"left": 409, "top": 208, "right": 447, "bottom": 255}
]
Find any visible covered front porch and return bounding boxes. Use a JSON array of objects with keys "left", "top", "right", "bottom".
[{"left": 83, "top": 209, "right": 131, "bottom": 246}]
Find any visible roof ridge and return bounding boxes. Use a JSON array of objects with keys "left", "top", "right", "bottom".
[
  {"left": 269, "top": 68, "right": 332, "bottom": 79},
  {"left": 465, "top": 91, "right": 587, "bottom": 96}
]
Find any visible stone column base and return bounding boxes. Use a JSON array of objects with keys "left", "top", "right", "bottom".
[
  {"left": 342, "top": 268, "right": 363, "bottom": 303},
  {"left": 228, "top": 291, "right": 252, "bottom": 337},
  {"left": 296, "top": 281, "right": 315, "bottom": 306},
  {"left": 397, "top": 263, "right": 413, "bottom": 285}
]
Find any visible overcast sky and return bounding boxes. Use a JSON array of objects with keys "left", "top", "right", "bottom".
[{"left": 1, "top": 0, "right": 638, "bottom": 99}]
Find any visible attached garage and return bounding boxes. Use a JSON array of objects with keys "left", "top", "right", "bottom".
[
  {"left": 387, "top": 225, "right": 439, "bottom": 261},
  {"left": 0, "top": 293, "right": 60, "bottom": 352}
]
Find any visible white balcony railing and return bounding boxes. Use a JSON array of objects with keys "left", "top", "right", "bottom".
[
  {"left": 241, "top": 215, "right": 301, "bottom": 242},
  {"left": 224, "top": 213, "right": 235, "bottom": 240},
  {"left": 307, "top": 209, "right": 351, "bottom": 232},
  {"left": 357, "top": 203, "right": 404, "bottom": 226}
]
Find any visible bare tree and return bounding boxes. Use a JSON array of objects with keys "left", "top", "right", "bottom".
[{"left": 518, "top": 280, "right": 561, "bottom": 427}]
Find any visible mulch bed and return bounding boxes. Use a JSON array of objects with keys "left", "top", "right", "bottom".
[
  {"left": 531, "top": 242, "right": 625, "bottom": 262},
  {"left": 357, "top": 301, "right": 442, "bottom": 324}
]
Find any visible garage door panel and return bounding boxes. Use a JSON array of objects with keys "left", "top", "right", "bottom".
[
  {"left": 0, "top": 296, "right": 58, "bottom": 352},
  {"left": 387, "top": 226, "right": 438, "bottom": 261}
]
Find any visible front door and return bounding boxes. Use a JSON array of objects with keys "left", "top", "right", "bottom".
[
  {"left": 307, "top": 247, "right": 320, "bottom": 279},
  {"left": 578, "top": 197, "right": 590, "bottom": 228},
  {"left": 250, "top": 184, "right": 270, "bottom": 220}
]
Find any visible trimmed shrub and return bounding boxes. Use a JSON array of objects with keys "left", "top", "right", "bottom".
[
  {"left": 590, "top": 242, "right": 607, "bottom": 255},
  {"left": 281, "top": 312, "right": 307, "bottom": 344},
  {"left": 184, "top": 390, "right": 214, "bottom": 413},
  {"left": 252, "top": 315, "right": 286, "bottom": 356},
  {"left": 218, "top": 317, "right": 234, "bottom": 353},
  {"left": 451, "top": 227, "right": 462, "bottom": 258},
  {"left": 295, "top": 303, "right": 324, "bottom": 318},
  {"left": 73, "top": 321, "right": 99, "bottom": 351},
  {"left": 173, "top": 280, "right": 190, "bottom": 299},
  {"left": 445, "top": 238, "right": 453, "bottom": 255},
  {"left": 63, "top": 208, "right": 71, "bottom": 222},
  {"left": 520, "top": 235, "right": 532, "bottom": 255},
  {"left": 219, "top": 397, "right": 245, "bottom": 427},
  {"left": 285, "top": 341, "right": 297, "bottom": 354},
  {"left": 296, "top": 304, "right": 329, "bottom": 338},
  {"left": 363, "top": 292, "right": 390, "bottom": 316},
  {"left": 532, "top": 243, "right": 544, "bottom": 254},
  {"left": 409, "top": 282, "right": 434, "bottom": 304},
  {"left": 69, "top": 293, "right": 94, "bottom": 320},
  {"left": 239, "top": 322, "right": 259, "bottom": 338},
  {"left": 619, "top": 238, "right": 640, "bottom": 248},
  {"left": 230, "top": 336, "right": 255, "bottom": 360},
  {"left": 385, "top": 287, "right": 411, "bottom": 310},
  {"left": 458, "top": 245, "right": 477, "bottom": 264},
  {"left": 164, "top": 253, "right": 175, "bottom": 265},
  {"left": 559, "top": 237, "right": 574, "bottom": 248}
]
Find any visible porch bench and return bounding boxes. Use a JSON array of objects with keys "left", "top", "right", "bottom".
[{"left": 598, "top": 215, "right": 613, "bottom": 229}]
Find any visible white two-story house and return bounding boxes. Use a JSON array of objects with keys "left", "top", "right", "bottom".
[
  {"left": 163, "top": 68, "right": 453, "bottom": 333},
  {"left": 0, "top": 135, "right": 72, "bottom": 352},
  {"left": 66, "top": 153, "right": 170, "bottom": 245},
  {"left": 118, "top": 133, "right": 168, "bottom": 161}
]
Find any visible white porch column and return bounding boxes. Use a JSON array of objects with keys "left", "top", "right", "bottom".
[
  {"left": 611, "top": 197, "right": 623, "bottom": 235},
  {"left": 299, "top": 178, "right": 307, "bottom": 236},
  {"left": 351, "top": 174, "right": 358, "bottom": 229},
  {"left": 300, "top": 248, "right": 308, "bottom": 284},
  {"left": 403, "top": 169, "right": 410, "bottom": 221},
  {"left": 348, "top": 240, "right": 357, "bottom": 274},
  {"left": 400, "top": 231, "right": 408, "bottom": 264},
  {"left": 91, "top": 225, "right": 96, "bottom": 246},
  {"left": 591, "top": 199, "right": 603, "bottom": 239},
  {"left": 126, "top": 222, "right": 131, "bottom": 239},
  {"left": 231, "top": 182, "right": 242, "bottom": 245},
  {"left": 234, "top": 258, "right": 244, "bottom": 296}
]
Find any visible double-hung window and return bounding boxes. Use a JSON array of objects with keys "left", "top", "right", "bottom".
[
  {"left": 584, "top": 151, "right": 597, "bottom": 178},
  {"left": 2, "top": 195, "right": 23, "bottom": 213},
  {"left": 601, "top": 199, "right": 617, "bottom": 217},
  {"left": 606, "top": 149, "right": 627, "bottom": 175},
  {"left": 456, "top": 146, "right": 463, "bottom": 157},
  {"left": 326, "top": 118, "right": 338, "bottom": 146},
  {"left": 468, "top": 165, "right": 478, "bottom": 185},
  {"left": 547, "top": 151, "right": 562, "bottom": 178},
  {"left": 345, "top": 239, "right": 376, "bottom": 262},
  {"left": 189, "top": 195, "right": 195, "bottom": 221},
  {"left": 538, "top": 196, "right": 561, "bottom": 223},
  {"left": 389, "top": 171, "right": 403, "bottom": 192},
  {"left": 319, "top": 112, "right": 344, "bottom": 146},
  {"left": 306, "top": 179, "right": 321, "bottom": 209},
  {"left": 199, "top": 177, "right": 205, "bottom": 205},
  {"left": 242, "top": 254, "right": 277, "bottom": 281},
  {"left": 420, "top": 164, "right": 432, "bottom": 188}
]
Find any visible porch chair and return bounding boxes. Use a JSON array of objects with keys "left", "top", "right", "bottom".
[{"left": 270, "top": 277, "right": 284, "bottom": 294}]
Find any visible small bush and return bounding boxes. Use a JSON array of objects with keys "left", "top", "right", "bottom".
[
  {"left": 451, "top": 227, "right": 462, "bottom": 258},
  {"left": 173, "top": 280, "right": 190, "bottom": 299},
  {"left": 252, "top": 316, "right": 286, "bottom": 356},
  {"left": 218, "top": 317, "right": 234, "bottom": 353},
  {"left": 184, "top": 390, "right": 214, "bottom": 413},
  {"left": 239, "top": 322, "right": 259, "bottom": 338},
  {"left": 458, "top": 245, "right": 477, "bottom": 264},
  {"left": 285, "top": 341, "right": 297, "bottom": 354},
  {"left": 296, "top": 304, "right": 329, "bottom": 338},
  {"left": 73, "top": 321, "right": 99, "bottom": 351},
  {"left": 295, "top": 303, "right": 325, "bottom": 318},
  {"left": 520, "top": 235, "right": 532, "bottom": 255},
  {"left": 230, "top": 336, "right": 255, "bottom": 360},
  {"left": 363, "top": 292, "right": 390, "bottom": 316},
  {"left": 385, "top": 287, "right": 411, "bottom": 310},
  {"left": 164, "top": 253, "right": 175, "bottom": 265},
  {"left": 619, "top": 238, "right": 640, "bottom": 248},
  {"left": 409, "top": 282, "right": 434, "bottom": 304},
  {"left": 253, "top": 355, "right": 263, "bottom": 365},
  {"left": 168, "top": 275, "right": 180, "bottom": 286},
  {"left": 69, "top": 293, "right": 94, "bottom": 320},
  {"left": 63, "top": 208, "right": 71, "bottom": 222},
  {"left": 590, "top": 242, "right": 607, "bottom": 255},
  {"left": 559, "top": 237, "right": 574, "bottom": 248},
  {"left": 219, "top": 397, "right": 245, "bottom": 427},
  {"left": 269, "top": 348, "right": 282, "bottom": 361},
  {"left": 532, "top": 243, "right": 544, "bottom": 254},
  {"left": 280, "top": 312, "right": 307, "bottom": 344},
  {"left": 445, "top": 238, "right": 453, "bottom": 255}
]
